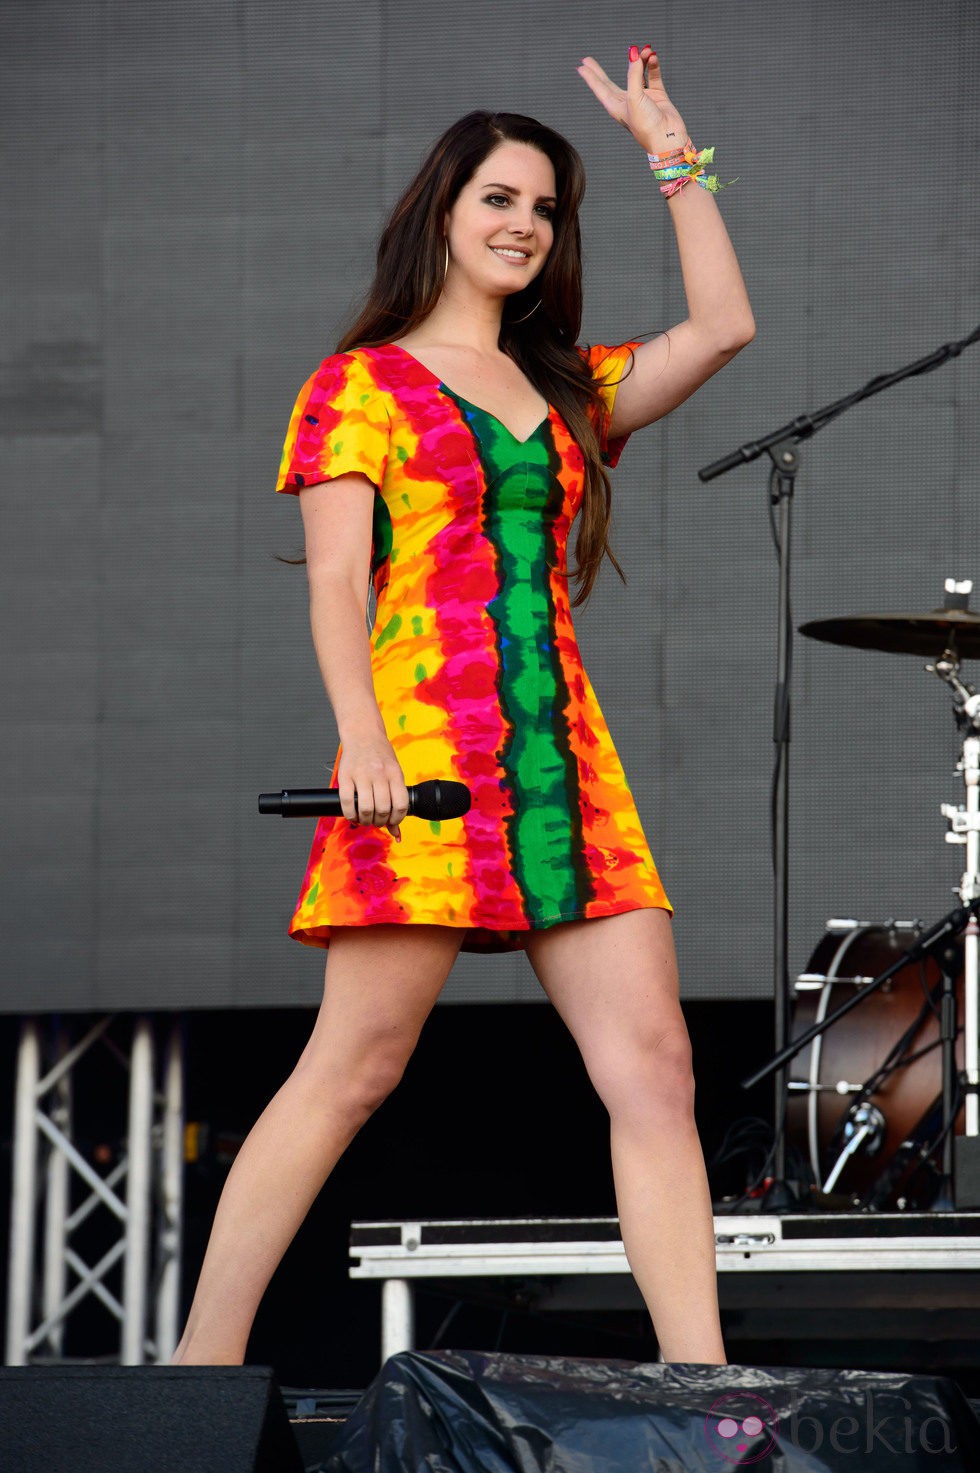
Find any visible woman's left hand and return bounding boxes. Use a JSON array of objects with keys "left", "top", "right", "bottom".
[{"left": 577, "top": 45, "right": 688, "bottom": 157}]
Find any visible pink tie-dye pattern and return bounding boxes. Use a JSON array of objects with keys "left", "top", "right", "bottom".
[
  {"left": 396, "top": 360, "right": 527, "bottom": 932},
  {"left": 275, "top": 342, "right": 671, "bottom": 950}
]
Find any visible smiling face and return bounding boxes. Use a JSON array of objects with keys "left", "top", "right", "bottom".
[{"left": 443, "top": 139, "right": 556, "bottom": 301}]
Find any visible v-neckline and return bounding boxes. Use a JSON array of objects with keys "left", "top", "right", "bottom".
[{"left": 387, "top": 343, "right": 551, "bottom": 446}]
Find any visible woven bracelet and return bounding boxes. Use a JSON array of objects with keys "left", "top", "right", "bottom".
[{"left": 648, "top": 143, "right": 738, "bottom": 196}]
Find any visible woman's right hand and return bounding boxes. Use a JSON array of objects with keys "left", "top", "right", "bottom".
[{"left": 336, "top": 729, "right": 410, "bottom": 840}]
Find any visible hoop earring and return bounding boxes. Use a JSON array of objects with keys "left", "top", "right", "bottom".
[{"left": 510, "top": 298, "right": 542, "bottom": 325}]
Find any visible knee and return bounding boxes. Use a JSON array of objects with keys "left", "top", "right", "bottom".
[
  {"left": 297, "top": 1037, "right": 411, "bottom": 1126},
  {"left": 590, "top": 1026, "right": 696, "bottom": 1128},
  {"left": 344, "top": 1049, "right": 410, "bottom": 1121}
]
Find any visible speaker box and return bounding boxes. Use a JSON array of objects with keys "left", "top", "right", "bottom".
[{"left": 0, "top": 1365, "right": 303, "bottom": 1473}]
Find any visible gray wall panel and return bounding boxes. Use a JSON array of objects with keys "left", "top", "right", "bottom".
[
  {"left": 242, "top": 2, "right": 382, "bottom": 134},
  {"left": 1, "top": 0, "right": 977, "bottom": 1009},
  {"left": 3, "top": 866, "right": 98, "bottom": 1007},
  {"left": 100, "top": 644, "right": 239, "bottom": 722},
  {"left": 99, "top": 788, "right": 235, "bottom": 870},
  {"left": 98, "top": 581, "right": 240, "bottom": 655},
  {"left": 13, "top": 794, "right": 94, "bottom": 870},
  {"left": 0, "top": 721, "right": 97, "bottom": 791},
  {"left": 98, "top": 717, "right": 241, "bottom": 794},
  {"left": 8, "top": 581, "right": 100, "bottom": 656},
  {"left": 6, "top": 652, "right": 99, "bottom": 725}
]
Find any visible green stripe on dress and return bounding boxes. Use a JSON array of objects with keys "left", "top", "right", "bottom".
[{"left": 444, "top": 390, "right": 586, "bottom": 923}]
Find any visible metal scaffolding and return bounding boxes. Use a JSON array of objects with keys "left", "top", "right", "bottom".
[{"left": 5, "top": 1015, "right": 184, "bottom": 1366}]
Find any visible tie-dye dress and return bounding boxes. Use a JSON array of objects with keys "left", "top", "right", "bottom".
[{"left": 275, "top": 342, "right": 670, "bottom": 951}]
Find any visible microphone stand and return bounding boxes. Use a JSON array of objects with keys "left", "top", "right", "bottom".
[{"left": 698, "top": 324, "right": 980, "bottom": 1208}]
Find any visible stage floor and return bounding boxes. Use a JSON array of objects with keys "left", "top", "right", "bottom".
[{"left": 350, "top": 1213, "right": 980, "bottom": 1362}]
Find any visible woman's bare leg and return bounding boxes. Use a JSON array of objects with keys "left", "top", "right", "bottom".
[
  {"left": 171, "top": 924, "right": 462, "bottom": 1365},
  {"left": 526, "top": 908, "right": 725, "bottom": 1364}
]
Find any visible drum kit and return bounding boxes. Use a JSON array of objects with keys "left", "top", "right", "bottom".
[{"left": 786, "top": 578, "right": 980, "bottom": 1210}]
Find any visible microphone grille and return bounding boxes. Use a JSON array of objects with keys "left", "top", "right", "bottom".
[{"left": 411, "top": 780, "right": 472, "bottom": 821}]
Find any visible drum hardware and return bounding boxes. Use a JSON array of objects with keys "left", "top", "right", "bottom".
[
  {"left": 798, "top": 920, "right": 886, "bottom": 1187},
  {"left": 933, "top": 937, "right": 965, "bottom": 1208},
  {"left": 924, "top": 589, "right": 980, "bottom": 1149},
  {"left": 787, "top": 1080, "right": 868, "bottom": 1094},
  {"left": 821, "top": 1102, "right": 887, "bottom": 1195},
  {"left": 792, "top": 929, "right": 959, "bottom": 1201},
  {"left": 796, "top": 974, "right": 894, "bottom": 990},
  {"left": 746, "top": 899, "right": 975, "bottom": 1192},
  {"left": 822, "top": 917, "right": 923, "bottom": 936},
  {"left": 800, "top": 574, "right": 980, "bottom": 1146},
  {"left": 837, "top": 938, "right": 962, "bottom": 1210},
  {"left": 794, "top": 919, "right": 949, "bottom": 1195},
  {"left": 862, "top": 1091, "right": 952, "bottom": 1212},
  {"left": 745, "top": 578, "right": 980, "bottom": 1207}
]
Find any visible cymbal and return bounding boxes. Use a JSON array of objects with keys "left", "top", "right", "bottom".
[{"left": 800, "top": 607, "right": 980, "bottom": 659}]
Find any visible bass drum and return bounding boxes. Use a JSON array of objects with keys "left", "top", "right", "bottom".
[{"left": 788, "top": 919, "right": 964, "bottom": 1201}]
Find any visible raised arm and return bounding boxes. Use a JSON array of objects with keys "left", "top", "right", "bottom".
[
  {"left": 299, "top": 475, "right": 409, "bottom": 838},
  {"left": 578, "top": 44, "right": 755, "bottom": 436}
]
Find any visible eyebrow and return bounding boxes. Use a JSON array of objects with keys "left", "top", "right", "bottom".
[{"left": 480, "top": 180, "right": 558, "bottom": 204}]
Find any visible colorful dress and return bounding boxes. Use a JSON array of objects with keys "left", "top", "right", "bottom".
[{"left": 275, "top": 342, "right": 671, "bottom": 951}]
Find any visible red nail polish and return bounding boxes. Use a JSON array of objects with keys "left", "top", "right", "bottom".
[{"left": 629, "top": 45, "right": 639, "bottom": 62}]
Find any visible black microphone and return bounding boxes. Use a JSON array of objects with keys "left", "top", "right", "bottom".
[{"left": 258, "top": 779, "right": 471, "bottom": 821}]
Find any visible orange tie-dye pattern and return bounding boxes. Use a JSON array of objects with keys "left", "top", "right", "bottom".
[{"left": 275, "top": 343, "right": 671, "bottom": 951}]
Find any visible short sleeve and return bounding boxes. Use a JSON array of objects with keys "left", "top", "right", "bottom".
[
  {"left": 579, "top": 341, "right": 640, "bottom": 469},
  {"left": 275, "top": 351, "right": 390, "bottom": 495}
]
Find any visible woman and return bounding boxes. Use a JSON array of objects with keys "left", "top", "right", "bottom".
[{"left": 174, "top": 45, "right": 754, "bottom": 1367}]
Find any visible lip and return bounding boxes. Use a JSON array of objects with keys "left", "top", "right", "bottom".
[{"left": 489, "top": 245, "right": 532, "bottom": 264}]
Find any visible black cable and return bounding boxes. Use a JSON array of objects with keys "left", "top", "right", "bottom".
[
  {"left": 918, "top": 958, "right": 943, "bottom": 1021},
  {"left": 849, "top": 981, "right": 955, "bottom": 1106},
  {"left": 927, "top": 1080, "right": 965, "bottom": 1162},
  {"left": 766, "top": 462, "right": 780, "bottom": 552},
  {"left": 427, "top": 1299, "right": 463, "bottom": 1350},
  {"left": 709, "top": 1115, "right": 774, "bottom": 1169}
]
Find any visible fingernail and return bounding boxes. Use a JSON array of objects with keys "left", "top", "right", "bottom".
[{"left": 629, "top": 45, "right": 639, "bottom": 62}]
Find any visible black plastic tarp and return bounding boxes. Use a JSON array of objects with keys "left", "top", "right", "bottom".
[{"left": 325, "top": 1350, "right": 980, "bottom": 1472}]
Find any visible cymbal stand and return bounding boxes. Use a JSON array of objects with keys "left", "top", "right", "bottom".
[
  {"left": 741, "top": 640, "right": 980, "bottom": 1205},
  {"left": 929, "top": 639, "right": 980, "bottom": 1145}
]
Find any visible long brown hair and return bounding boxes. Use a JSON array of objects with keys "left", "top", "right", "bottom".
[{"left": 339, "top": 110, "right": 627, "bottom": 605}]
